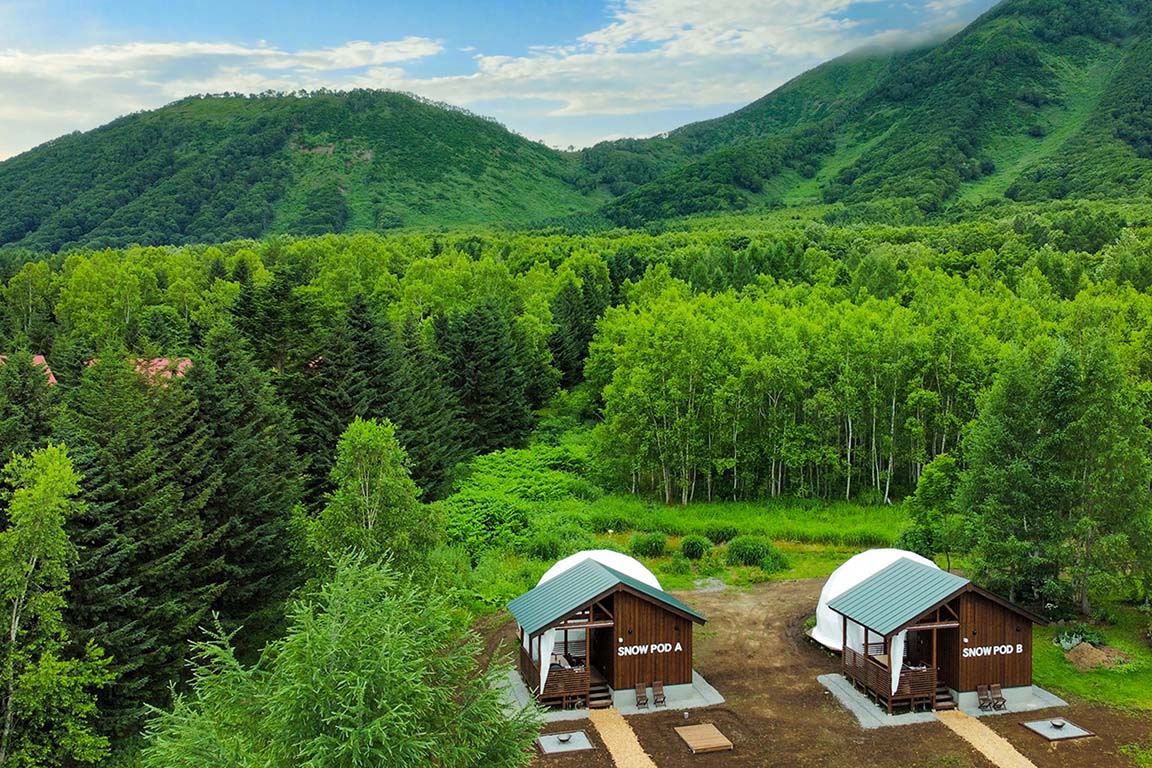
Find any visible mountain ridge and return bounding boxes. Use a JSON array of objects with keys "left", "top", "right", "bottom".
[{"left": 3, "top": 0, "right": 1152, "bottom": 249}]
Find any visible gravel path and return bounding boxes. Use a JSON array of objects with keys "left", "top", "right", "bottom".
[
  {"left": 589, "top": 709, "right": 659, "bottom": 768},
  {"left": 936, "top": 710, "right": 1037, "bottom": 768}
]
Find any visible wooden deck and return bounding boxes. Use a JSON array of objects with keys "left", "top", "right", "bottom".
[
  {"left": 843, "top": 647, "right": 936, "bottom": 713},
  {"left": 675, "top": 724, "right": 733, "bottom": 754}
]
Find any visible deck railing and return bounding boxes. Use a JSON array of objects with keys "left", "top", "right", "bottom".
[
  {"left": 843, "top": 647, "right": 935, "bottom": 712},
  {"left": 519, "top": 644, "right": 590, "bottom": 708}
]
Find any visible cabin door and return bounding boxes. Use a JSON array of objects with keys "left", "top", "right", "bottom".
[{"left": 589, "top": 626, "right": 614, "bottom": 683}]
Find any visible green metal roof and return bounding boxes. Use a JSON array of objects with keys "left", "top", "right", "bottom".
[
  {"left": 826, "top": 558, "right": 969, "bottom": 637},
  {"left": 507, "top": 558, "right": 705, "bottom": 636}
]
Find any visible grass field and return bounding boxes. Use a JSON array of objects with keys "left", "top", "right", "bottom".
[{"left": 1033, "top": 607, "right": 1152, "bottom": 711}]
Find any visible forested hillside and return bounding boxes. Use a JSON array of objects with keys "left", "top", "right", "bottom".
[
  {"left": 0, "top": 90, "right": 598, "bottom": 251},
  {"left": 3, "top": 0, "right": 1152, "bottom": 245},
  {"left": 597, "top": 0, "right": 1152, "bottom": 223}
]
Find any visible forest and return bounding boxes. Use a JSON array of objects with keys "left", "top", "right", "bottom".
[{"left": 1, "top": 198, "right": 1151, "bottom": 764}]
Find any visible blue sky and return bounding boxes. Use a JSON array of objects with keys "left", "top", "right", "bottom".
[{"left": 0, "top": 0, "right": 1000, "bottom": 159}]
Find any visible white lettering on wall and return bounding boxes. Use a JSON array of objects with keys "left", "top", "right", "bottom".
[
  {"left": 962, "top": 643, "right": 1024, "bottom": 659},
  {"left": 617, "top": 641, "right": 684, "bottom": 657}
]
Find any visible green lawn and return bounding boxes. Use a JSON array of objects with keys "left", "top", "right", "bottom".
[{"left": 1032, "top": 607, "right": 1152, "bottom": 711}]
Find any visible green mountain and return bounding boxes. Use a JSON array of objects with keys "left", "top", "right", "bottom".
[
  {"left": 602, "top": 0, "right": 1152, "bottom": 224},
  {"left": 2, "top": 0, "right": 1152, "bottom": 248},
  {"left": 0, "top": 91, "right": 600, "bottom": 251}
]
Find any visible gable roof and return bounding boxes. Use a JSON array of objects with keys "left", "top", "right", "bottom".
[
  {"left": 827, "top": 558, "right": 1047, "bottom": 636},
  {"left": 826, "top": 558, "right": 970, "bottom": 637},
  {"left": 508, "top": 557, "right": 705, "bottom": 637}
]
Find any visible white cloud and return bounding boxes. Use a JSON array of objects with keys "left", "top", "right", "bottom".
[{"left": 0, "top": 0, "right": 986, "bottom": 159}]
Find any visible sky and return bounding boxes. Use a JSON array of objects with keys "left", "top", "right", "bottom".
[{"left": 0, "top": 0, "right": 1001, "bottom": 160}]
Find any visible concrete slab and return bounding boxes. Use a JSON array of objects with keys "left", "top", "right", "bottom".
[
  {"left": 613, "top": 670, "right": 726, "bottom": 716},
  {"left": 537, "top": 730, "right": 594, "bottom": 754},
  {"left": 495, "top": 670, "right": 590, "bottom": 723},
  {"left": 1022, "top": 718, "right": 1093, "bottom": 741},
  {"left": 817, "top": 674, "right": 939, "bottom": 729},
  {"left": 955, "top": 685, "right": 1067, "bottom": 718}
]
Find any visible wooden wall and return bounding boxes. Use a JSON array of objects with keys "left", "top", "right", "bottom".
[
  {"left": 954, "top": 591, "right": 1033, "bottom": 691},
  {"left": 610, "top": 590, "right": 694, "bottom": 688}
]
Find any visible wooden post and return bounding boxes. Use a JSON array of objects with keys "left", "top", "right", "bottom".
[{"left": 931, "top": 627, "right": 938, "bottom": 711}]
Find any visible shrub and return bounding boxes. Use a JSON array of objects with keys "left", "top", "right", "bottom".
[
  {"left": 759, "top": 547, "right": 790, "bottom": 575},
  {"left": 524, "top": 519, "right": 594, "bottom": 561},
  {"left": 630, "top": 532, "right": 667, "bottom": 558},
  {"left": 1055, "top": 622, "right": 1105, "bottom": 649},
  {"left": 438, "top": 492, "right": 529, "bottom": 554},
  {"left": 701, "top": 523, "right": 738, "bottom": 544},
  {"left": 725, "top": 535, "right": 781, "bottom": 567},
  {"left": 665, "top": 553, "right": 692, "bottom": 576},
  {"left": 680, "top": 534, "right": 712, "bottom": 561}
]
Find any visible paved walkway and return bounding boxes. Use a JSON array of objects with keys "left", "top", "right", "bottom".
[
  {"left": 936, "top": 709, "right": 1037, "bottom": 768},
  {"left": 588, "top": 708, "right": 659, "bottom": 768}
]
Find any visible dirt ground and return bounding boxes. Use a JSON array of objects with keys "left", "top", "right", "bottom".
[{"left": 482, "top": 579, "right": 1152, "bottom": 768}]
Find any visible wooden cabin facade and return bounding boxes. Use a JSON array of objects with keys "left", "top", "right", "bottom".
[
  {"left": 509, "top": 558, "right": 704, "bottom": 709},
  {"left": 828, "top": 558, "right": 1044, "bottom": 713}
]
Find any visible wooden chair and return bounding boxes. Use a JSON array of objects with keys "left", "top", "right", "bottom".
[
  {"left": 635, "top": 682, "right": 649, "bottom": 709},
  {"left": 976, "top": 685, "right": 995, "bottom": 711},
  {"left": 652, "top": 680, "right": 666, "bottom": 707},
  {"left": 989, "top": 683, "right": 1007, "bottom": 710}
]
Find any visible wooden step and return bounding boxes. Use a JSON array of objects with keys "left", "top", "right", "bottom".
[{"left": 934, "top": 700, "right": 957, "bottom": 710}]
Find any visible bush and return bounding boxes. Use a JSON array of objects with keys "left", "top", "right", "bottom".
[
  {"left": 630, "top": 532, "right": 667, "bottom": 558},
  {"left": 665, "top": 552, "right": 692, "bottom": 576},
  {"left": 680, "top": 534, "right": 712, "bottom": 561},
  {"left": 438, "top": 492, "right": 529, "bottom": 555},
  {"left": 524, "top": 519, "right": 594, "bottom": 561},
  {"left": 1055, "top": 622, "right": 1105, "bottom": 650},
  {"left": 759, "top": 547, "right": 790, "bottom": 575},
  {"left": 725, "top": 535, "right": 782, "bottom": 567},
  {"left": 701, "top": 523, "right": 738, "bottom": 544},
  {"left": 895, "top": 525, "right": 934, "bottom": 559}
]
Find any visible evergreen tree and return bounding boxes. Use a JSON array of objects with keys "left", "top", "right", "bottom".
[
  {"left": 281, "top": 296, "right": 399, "bottom": 509},
  {"left": 0, "top": 351, "right": 56, "bottom": 463},
  {"left": 55, "top": 358, "right": 218, "bottom": 735},
  {"left": 436, "top": 300, "right": 531, "bottom": 455},
  {"left": 188, "top": 322, "right": 303, "bottom": 653},
  {"left": 390, "top": 314, "right": 468, "bottom": 499}
]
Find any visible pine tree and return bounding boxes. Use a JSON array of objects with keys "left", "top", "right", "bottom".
[
  {"left": 390, "top": 314, "right": 468, "bottom": 498},
  {"left": 55, "top": 357, "right": 218, "bottom": 735},
  {"left": 436, "top": 300, "right": 531, "bottom": 455},
  {"left": 188, "top": 322, "right": 303, "bottom": 654},
  {"left": 282, "top": 296, "right": 399, "bottom": 509},
  {"left": 0, "top": 351, "right": 56, "bottom": 463}
]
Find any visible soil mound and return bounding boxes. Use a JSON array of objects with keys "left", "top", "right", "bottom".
[{"left": 1065, "top": 641, "right": 1131, "bottom": 670}]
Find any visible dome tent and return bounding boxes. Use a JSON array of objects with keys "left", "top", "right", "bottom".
[
  {"left": 527, "top": 550, "right": 661, "bottom": 693},
  {"left": 538, "top": 549, "right": 661, "bottom": 589},
  {"left": 811, "top": 548, "right": 937, "bottom": 652}
]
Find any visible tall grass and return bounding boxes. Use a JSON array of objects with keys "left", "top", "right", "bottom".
[{"left": 553, "top": 495, "right": 907, "bottom": 548}]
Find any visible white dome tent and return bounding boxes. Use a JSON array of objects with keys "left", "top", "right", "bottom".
[
  {"left": 812, "top": 548, "right": 938, "bottom": 652},
  {"left": 813, "top": 549, "right": 937, "bottom": 697},
  {"left": 525, "top": 550, "right": 661, "bottom": 693}
]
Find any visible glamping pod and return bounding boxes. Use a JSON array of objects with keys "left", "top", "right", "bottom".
[
  {"left": 823, "top": 556, "right": 1046, "bottom": 713},
  {"left": 508, "top": 550, "right": 705, "bottom": 710}
]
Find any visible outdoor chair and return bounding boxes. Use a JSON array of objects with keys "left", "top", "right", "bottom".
[
  {"left": 653, "top": 680, "right": 666, "bottom": 707},
  {"left": 989, "top": 683, "right": 1007, "bottom": 710},
  {"left": 635, "top": 682, "right": 649, "bottom": 709},
  {"left": 976, "top": 685, "right": 995, "bottom": 711}
]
